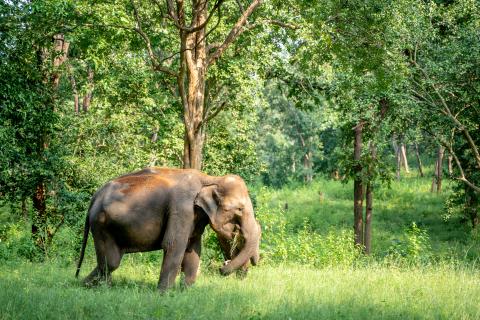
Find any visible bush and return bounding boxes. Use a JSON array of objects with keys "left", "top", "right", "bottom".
[
  {"left": 257, "top": 204, "right": 361, "bottom": 268},
  {"left": 0, "top": 223, "right": 43, "bottom": 262},
  {"left": 385, "top": 222, "right": 432, "bottom": 265}
]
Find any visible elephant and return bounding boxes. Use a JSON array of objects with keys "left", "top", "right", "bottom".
[{"left": 75, "top": 167, "right": 261, "bottom": 291}]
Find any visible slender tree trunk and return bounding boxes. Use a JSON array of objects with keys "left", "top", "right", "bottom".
[
  {"left": 364, "top": 142, "right": 376, "bottom": 255},
  {"left": 448, "top": 153, "right": 453, "bottom": 175},
  {"left": 431, "top": 158, "right": 438, "bottom": 192},
  {"left": 31, "top": 182, "right": 47, "bottom": 247},
  {"left": 303, "top": 151, "right": 312, "bottom": 183},
  {"left": 392, "top": 136, "right": 401, "bottom": 180},
  {"left": 353, "top": 122, "right": 364, "bottom": 248},
  {"left": 365, "top": 182, "right": 373, "bottom": 254},
  {"left": 436, "top": 146, "right": 445, "bottom": 193},
  {"left": 414, "top": 143, "right": 424, "bottom": 177},
  {"left": 431, "top": 146, "right": 444, "bottom": 193},
  {"left": 396, "top": 149, "right": 401, "bottom": 180},
  {"left": 400, "top": 142, "right": 410, "bottom": 173}
]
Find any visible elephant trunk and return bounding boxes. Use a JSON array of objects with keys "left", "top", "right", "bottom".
[{"left": 219, "top": 199, "right": 261, "bottom": 275}]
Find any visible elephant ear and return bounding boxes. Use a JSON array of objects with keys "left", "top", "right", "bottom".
[{"left": 194, "top": 185, "right": 220, "bottom": 222}]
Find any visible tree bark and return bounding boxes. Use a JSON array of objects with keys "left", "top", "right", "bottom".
[
  {"left": 431, "top": 146, "right": 444, "bottom": 193},
  {"left": 448, "top": 153, "right": 453, "bottom": 175},
  {"left": 392, "top": 136, "right": 401, "bottom": 180},
  {"left": 431, "top": 157, "right": 438, "bottom": 192},
  {"left": 414, "top": 142, "right": 424, "bottom": 177},
  {"left": 365, "top": 181, "right": 372, "bottom": 254},
  {"left": 400, "top": 142, "right": 410, "bottom": 173},
  {"left": 178, "top": 0, "right": 208, "bottom": 169},
  {"left": 436, "top": 146, "right": 444, "bottom": 192},
  {"left": 303, "top": 151, "right": 313, "bottom": 183},
  {"left": 353, "top": 122, "right": 364, "bottom": 248}
]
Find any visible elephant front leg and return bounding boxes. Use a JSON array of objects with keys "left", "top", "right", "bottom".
[
  {"left": 158, "top": 213, "right": 192, "bottom": 292},
  {"left": 181, "top": 236, "right": 202, "bottom": 287},
  {"left": 158, "top": 238, "right": 190, "bottom": 292}
]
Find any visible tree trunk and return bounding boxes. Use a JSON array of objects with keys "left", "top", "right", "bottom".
[
  {"left": 431, "top": 146, "right": 444, "bottom": 193},
  {"left": 396, "top": 148, "right": 401, "bottom": 180},
  {"left": 178, "top": 1, "right": 208, "bottom": 170},
  {"left": 400, "top": 142, "right": 410, "bottom": 173},
  {"left": 448, "top": 153, "right": 453, "bottom": 175},
  {"left": 303, "top": 151, "right": 313, "bottom": 183},
  {"left": 414, "top": 143, "right": 424, "bottom": 177},
  {"left": 431, "top": 157, "right": 438, "bottom": 192},
  {"left": 353, "top": 122, "right": 364, "bottom": 248},
  {"left": 365, "top": 182, "right": 372, "bottom": 254},
  {"left": 393, "top": 136, "right": 401, "bottom": 180},
  {"left": 132, "top": 0, "right": 262, "bottom": 169},
  {"left": 436, "top": 146, "right": 445, "bottom": 192},
  {"left": 31, "top": 182, "right": 47, "bottom": 247}
]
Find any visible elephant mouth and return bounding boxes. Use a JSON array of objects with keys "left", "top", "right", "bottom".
[{"left": 228, "top": 230, "right": 245, "bottom": 257}]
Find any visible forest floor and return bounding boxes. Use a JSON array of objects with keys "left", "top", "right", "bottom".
[{"left": 1, "top": 173, "right": 480, "bottom": 319}]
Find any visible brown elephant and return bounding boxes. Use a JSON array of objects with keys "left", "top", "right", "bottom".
[{"left": 75, "top": 167, "right": 261, "bottom": 291}]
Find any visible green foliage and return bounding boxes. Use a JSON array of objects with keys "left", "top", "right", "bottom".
[
  {"left": 386, "top": 222, "right": 432, "bottom": 265},
  {"left": 256, "top": 204, "right": 361, "bottom": 267}
]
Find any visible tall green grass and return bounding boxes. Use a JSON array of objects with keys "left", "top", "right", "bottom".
[
  {"left": 255, "top": 172, "right": 479, "bottom": 261},
  {"left": 1, "top": 261, "right": 480, "bottom": 319},
  {"left": 1, "top": 172, "right": 480, "bottom": 319}
]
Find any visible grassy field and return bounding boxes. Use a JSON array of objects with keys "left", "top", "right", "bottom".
[
  {"left": 256, "top": 172, "right": 479, "bottom": 259},
  {"left": 1, "top": 261, "right": 480, "bottom": 319},
  {"left": 1, "top": 173, "right": 480, "bottom": 319}
]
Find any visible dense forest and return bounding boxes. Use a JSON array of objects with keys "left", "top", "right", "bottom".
[{"left": 1, "top": 0, "right": 480, "bottom": 318}]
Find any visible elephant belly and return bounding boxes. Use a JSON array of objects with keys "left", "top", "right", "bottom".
[
  {"left": 114, "top": 218, "right": 165, "bottom": 253},
  {"left": 103, "top": 206, "right": 167, "bottom": 253},
  {"left": 102, "top": 187, "right": 169, "bottom": 253}
]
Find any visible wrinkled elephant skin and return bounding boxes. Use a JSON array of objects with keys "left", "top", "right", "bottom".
[{"left": 75, "top": 167, "right": 261, "bottom": 292}]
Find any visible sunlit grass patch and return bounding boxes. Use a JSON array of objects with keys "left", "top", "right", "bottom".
[{"left": 1, "top": 262, "right": 480, "bottom": 319}]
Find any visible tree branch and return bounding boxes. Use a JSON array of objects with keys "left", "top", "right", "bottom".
[
  {"left": 412, "top": 60, "right": 480, "bottom": 170},
  {"left": 207, "top": 0, "right": 262, "bottom": 67},
  {"left": 131, "top": 0, "right": 177, "bottom": 77}
]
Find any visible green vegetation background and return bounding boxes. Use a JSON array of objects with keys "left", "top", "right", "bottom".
[{"left": 1, "top": 172, "right": 479, "bottom": 319}]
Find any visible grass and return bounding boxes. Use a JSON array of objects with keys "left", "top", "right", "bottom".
[
  {"left": 255, "top": 171, "right": 479, "bottom": 259},
  {"left": 2, "top": 171, "right": 480, "bottom": 319},
  {"left": 1, "top": 261, "right": 480, "bottom": 320}
]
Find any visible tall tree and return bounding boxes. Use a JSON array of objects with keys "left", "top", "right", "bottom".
[{"left": 89, "top": 0, "right": 264, "bottom": 169}]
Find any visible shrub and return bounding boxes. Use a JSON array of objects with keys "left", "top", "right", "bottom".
[
  {"left": 256, "top": 204, "right": 360, "bottom": 268},
  {"left": 386, "top": 222, "right": 432, "bottom": 265}
]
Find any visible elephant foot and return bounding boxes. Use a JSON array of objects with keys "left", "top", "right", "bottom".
[
  {"left": 235, "top": 268, "right": 248, "bottom": 279},
  {"left": 219, "top": 260, "right": 233, "bottom": 276},
  {"left": 83, "top": 273, "right": 112, "bottom": 288}
]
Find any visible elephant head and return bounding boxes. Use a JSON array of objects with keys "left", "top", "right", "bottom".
[{"left": 194, "top": 175, "right": 261, "bottom": 275}]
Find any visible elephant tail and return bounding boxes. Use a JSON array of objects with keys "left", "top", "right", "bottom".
[{"left": 75, "top": 213, "right": 90, "bottom": 278}]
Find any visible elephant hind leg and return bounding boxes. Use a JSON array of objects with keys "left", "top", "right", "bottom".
[{"left": 84, "top": 230, "right": 123, "bottom": 287}]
